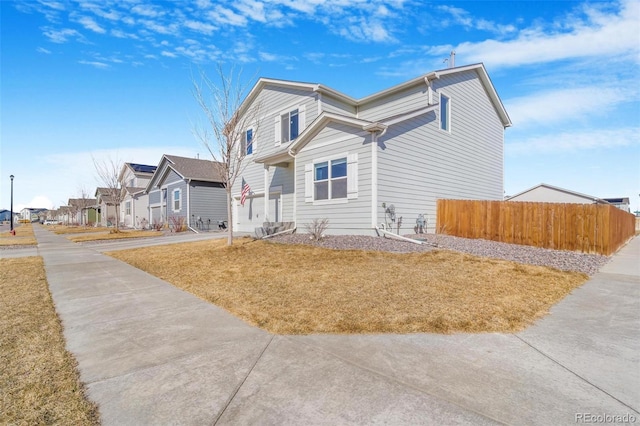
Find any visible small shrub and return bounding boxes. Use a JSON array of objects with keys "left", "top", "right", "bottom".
[
  {"left": 305, "top": 218, "right": 329, "bottom": 241},
  {"left": 169, "top": 216, "right": 188, "bottom": 233},
  {"left": 152, "top": 219, "right": 164, "bottom": 231}
]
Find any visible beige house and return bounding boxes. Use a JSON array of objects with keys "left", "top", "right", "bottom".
[{"left": 506, "top": 183, "right": 610, "bottom": 205}]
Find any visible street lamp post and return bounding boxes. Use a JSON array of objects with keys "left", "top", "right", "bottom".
[{"left": 10, "top": 175, "right": 14, "bottom": 233}]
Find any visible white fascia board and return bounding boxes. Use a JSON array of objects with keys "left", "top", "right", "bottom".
[{"left": 288, "top": 112, "right": 372, "bottom": 155}]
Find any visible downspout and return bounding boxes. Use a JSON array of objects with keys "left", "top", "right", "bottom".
[
  {"left": 371, "top": 131, "right": 378, "bottom": 229},
  {"left": 375, "top": 226, "right": 423, "bottom": 245},
  {"left": 186, "top": 179, "right": 193, "bottom": 232},
  {"left": 264, "top": 165, "right": 269, "bottom": 222}
]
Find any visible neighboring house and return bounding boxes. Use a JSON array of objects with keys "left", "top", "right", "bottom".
[
  {"left": 20, "top": 207, "right": 48, "bottom": 222},
  {"left": 94, "top": 187, "right": 117, "bottom": 226},
  {"left": 146, "top": 154, "right": 227, "bottom": 230},
  {"left": 602, "top": 197, "right": 631, "bottom": 213},
  {"left": 506, "top": 183, "right": 610, "bottom": 205},
  {"left": 67, "top": 198, "right": 98, "bottom": 225},
  {"left": 118, "top": 163, "right": 157, "bottom": 228},
  {"left": 230, "top": 63, "right": 511, "bottom": 235},
  {"left": 0, "top": 209, "right": 14, "bottom": 222}
]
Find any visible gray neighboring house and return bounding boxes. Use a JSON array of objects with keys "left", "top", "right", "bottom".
[
  {"left": 231, "top": 62, "right": 511, "bottom": 235},
  {"left": 506, "top": 183, "right": 611, "bottom": 205},
  {"left": 146, "top": 154, "right": 227, "bottom": 231},
  {"left": 95, "top": 187, "right": 117, "bottom": 226}
]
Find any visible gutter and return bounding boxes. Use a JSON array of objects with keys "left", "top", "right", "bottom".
[{"left": 374, "top": 226, "right": 423, "bottom": 245}]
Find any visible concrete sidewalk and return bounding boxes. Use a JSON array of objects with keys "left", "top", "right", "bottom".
[{"left": 34, "top": 225, "right": 639, "bottom": 425}]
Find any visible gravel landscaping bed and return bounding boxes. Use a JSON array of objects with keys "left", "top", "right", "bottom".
[{"left": 269, "top": 232, "right": 610, "bottom": 275}]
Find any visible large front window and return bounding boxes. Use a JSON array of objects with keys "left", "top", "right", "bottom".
[
  {"left": 314, "top": 158, "right": 347, "bottom": 200},
  {"left": 281, "top": 109, "right": 299, "bottom": 143}
]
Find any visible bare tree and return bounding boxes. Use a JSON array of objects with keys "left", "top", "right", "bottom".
[
  {"left": 192, "top": 65, "right": 262, "bottom": 246},
  {"left": 93, "top": 156, "right": 125, "bottom": 232}
]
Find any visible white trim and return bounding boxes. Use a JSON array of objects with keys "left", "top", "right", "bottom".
[
  {"left": 264, "top": 165, "right": 269, "bottom": 221},
  {"left": 371, "top": 132, "right": 378, "bottom": 228},
  {"left": 186, "top": 181, "right": 190, "bottom": 227},
  {"left": 172, "top": 188, "right": 182, "bottom": 212},
  {"left": 306, "top": 152, "right": 355, "bottom": 205}
]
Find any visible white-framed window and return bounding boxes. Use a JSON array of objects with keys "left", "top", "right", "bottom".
[
  {"left": 241, "top": 128, "right": 254, "bottom": 156},
  {"left": 314, "top": 158, "right": 347, "bottom": 200},
  {"left": 275, "top": 105, "right": 305, "bottom": 145},
  {"left": 172, "top": 189, "right": 181, "bottom": 212},
  {"left": 305, "top": 153, "right": 358, "bottom": 203},
  {"left": 440, "top": 92, "right": 451, "bottom": 132},
  {"left": 125, "top": 201, "right": 131, "bottom": 215}
]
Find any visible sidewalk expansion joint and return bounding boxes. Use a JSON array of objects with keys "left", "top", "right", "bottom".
[
  {"left": 212, "top": 334, "right": 275, "bottom": 425},
  {"left": 514, "top": 334, "right": 639, "bottom": 414},
  {"left": 290, "top": 337, "right": 507, "bottom": 425}
]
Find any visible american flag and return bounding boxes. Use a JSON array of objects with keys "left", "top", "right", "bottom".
[{"left": 240, "top": 178, "right": 250, "bottom": 206}]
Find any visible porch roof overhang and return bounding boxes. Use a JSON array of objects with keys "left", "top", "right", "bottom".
[{"left": 253, "top": 148, "right": 293, "bottom": 166}]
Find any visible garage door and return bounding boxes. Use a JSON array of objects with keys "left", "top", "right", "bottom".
[{"left": 236, "top": 195, "right": 264, "bottom": 232}]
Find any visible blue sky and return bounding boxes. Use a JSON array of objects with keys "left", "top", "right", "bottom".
[{"left": 1, "top": 0, "right": 639, "bottom": 212}]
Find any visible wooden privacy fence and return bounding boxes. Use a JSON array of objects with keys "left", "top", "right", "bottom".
[{"left": 436, "top": 199, "right": 636, "bottom": 256}]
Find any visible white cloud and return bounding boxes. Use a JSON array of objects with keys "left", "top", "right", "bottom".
[
  {"left": 78, "top": 60, "right": 110, "bottom": 69},
  {"left": 77, "top": 16, "right": 106, "bottom": 33},
  {"left": 505, "top": 86, "right": 630, "bottom": 128},
  {"left": 183, "top": 20, "right": 217, "bottom": 35},
  {"left": 161, "top": 50, "right": 177, "bottom": 58},
  {"left": 506, "top": 128, "right": 640, "bottom": 155},
  {"left": 208, "top": 6, "right": 248, "bottom": 26},
  {"left": 131, "top": 4, "right": 165, "bottom": 18},
  {"left": 36, "top": 47, "right": 52, "bottom": 54},
  {"left": 449, "top": 0, "right": 639, "bottom": 69},
  {"left": 16, "top": 196, "right": 55, "bottom": 212},
  {"left": 43, "top": 27, "right": 82, "bottom": 43}
]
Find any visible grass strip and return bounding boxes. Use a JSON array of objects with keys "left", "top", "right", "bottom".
[
  {"left": 0, "top": 223, "right": 36, "bottom": 246},
  {"left": 68, "top": 230, "right": 162, "bottom": 242},
  {"left": 0, "top": 257, "right": 100, "bottom": 425}
]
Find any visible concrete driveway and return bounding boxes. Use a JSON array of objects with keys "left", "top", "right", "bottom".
[{"left": 29, "top": 225, "right": 640, "bottom": 425}]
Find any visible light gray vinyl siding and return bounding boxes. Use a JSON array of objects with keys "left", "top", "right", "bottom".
[
  {"left": 250, "top": 85, "right": 318, "bottom": 159},
  {"left": 149, "top": 190, "right": 161, "bottom": 205},
  {"left": 166, "top": 173, "right": 187, "bottom": 220},
  {"left": 321, "top": 94, "right": 357, "bottom": 116},
  {"left": 296, "top": 123, "right": 372, "bottom": 235},
  {"left": 189, "top": 182, "right": 227, "bottom": 226},
  {"left": 269, "top": 164, "right": 295, "bottom": 222},
  {"left": 376, "top": 70, "right": 504, "bottom": 233},
  {"left": 358, "top": 84, "right": 429, "bottom": 121}
]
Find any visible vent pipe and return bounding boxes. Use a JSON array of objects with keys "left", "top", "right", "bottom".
[{"left": 449, "top": 51, "right": 455, "bottom": 68}]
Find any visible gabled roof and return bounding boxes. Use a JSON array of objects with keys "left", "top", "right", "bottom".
[
  {"left": 505, "top": 183, "right": 610, "bottom": 204},
  {"left": 119, "top": 162, "right": 157, "bottom": 181},
  {"left": 146, "top": 154, "right": 225, "bottom": 192},
  {"left": 241, "top": 63, "right": 511, "bottom": 128}
]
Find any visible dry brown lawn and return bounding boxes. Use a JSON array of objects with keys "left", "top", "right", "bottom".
[
  {"left": 107, "top": 238, "right": 588, "bottom": 335},
  {"left": 0, "top": 257, "right": 99, "bottom": 424},
  {"left": 52, "top": 225, "right": 111, "bottom": 234},
  {"left": 0, "top": 222, "right": 37, "bottom": 246},
  {"left": 68, "top": 229, "right": 162, "bottom": 242}
]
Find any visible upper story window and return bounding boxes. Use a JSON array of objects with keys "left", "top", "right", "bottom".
[
  {"left": 440, "top": 93, "right": 450, "bottom": 132},
  {"left": 125, "top": 201, "right": 131, "bottom": 215},
  {"left": 281, "top": 109, "right": 298, "bottom": 143},
  {"left": 275, "top": 105, "right": 305, "bottom": 145},
  {"left": 241, "top": 128, "right": 254, "bottom": 156}
]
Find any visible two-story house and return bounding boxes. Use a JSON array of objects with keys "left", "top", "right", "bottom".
[
  {"left": 119, "top": 162, "right": 157, "bottom": 228},
  {"left": 231, "top": 63, "right": 511, "bottom": 235},
  {"left": 146, "top": 154, "right": 227, "bottom": 231}
]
